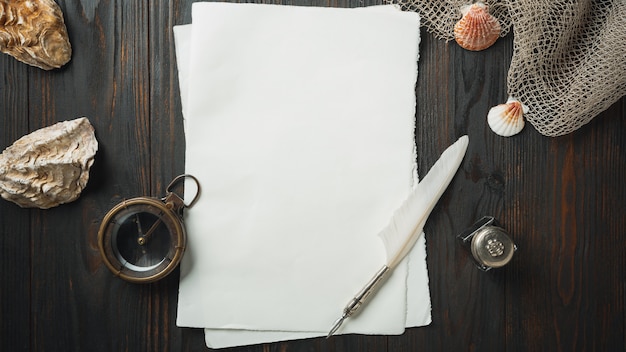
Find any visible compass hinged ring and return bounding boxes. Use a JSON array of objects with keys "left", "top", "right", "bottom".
[{"left": 165, "top": 174, "right": 201, "bottom": 209}]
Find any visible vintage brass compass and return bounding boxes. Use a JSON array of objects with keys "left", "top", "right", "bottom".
[{"left": 98, "top": 175, "right": 200, "bottom": 283}]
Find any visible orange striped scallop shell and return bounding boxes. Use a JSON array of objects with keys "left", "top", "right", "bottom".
[{"left": 454, "top": 2, "right": 501, "bottom": 51}]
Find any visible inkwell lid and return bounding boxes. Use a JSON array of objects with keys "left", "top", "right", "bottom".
[{"left": 470, "top": 226, "right": 515, "bottom": 268}]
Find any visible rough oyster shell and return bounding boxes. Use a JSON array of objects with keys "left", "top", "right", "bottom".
[
  {"left": 487, "top": 97, "right": 528, "bottom": 137},
  {"left": 0, "top": 118, "right": 98, "bottom": 209},
  {"left": 0, "top": 0, "right": 72, "bottom": 70},
  {"left": 454, "top": 2, "right": 501, "bottom": 51}
]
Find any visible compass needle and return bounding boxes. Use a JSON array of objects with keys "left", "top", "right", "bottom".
[
  {"left": 135, "top": 214, "right": 144, "bottom": 237},
  {"left": 142, "top": 218, "right": 163, "bottom": 242}
]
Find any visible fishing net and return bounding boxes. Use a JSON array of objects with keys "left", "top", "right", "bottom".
[{"left": 393, "top": 0, "right": 626, "bottom": 137}]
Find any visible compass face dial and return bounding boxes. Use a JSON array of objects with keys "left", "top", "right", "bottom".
[{"left": 98, "top": 198, "right": 186, "bottom": 283}]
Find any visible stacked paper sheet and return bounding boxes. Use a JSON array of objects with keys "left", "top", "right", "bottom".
[{"left": 174, "top": 2, "right": 428, "bottom": 348}]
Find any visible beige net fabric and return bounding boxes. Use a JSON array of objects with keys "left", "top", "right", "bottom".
[{"left": 393, "top": 0, "right": 626, "bottom": 136}]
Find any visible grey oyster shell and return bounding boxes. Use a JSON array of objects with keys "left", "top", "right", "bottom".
[{"left": 0, "top": 117, "right": 98, "bottom": 209}]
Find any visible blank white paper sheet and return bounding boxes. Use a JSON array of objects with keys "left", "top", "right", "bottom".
[{"left": 174, "top": 3, "right": 430, "bottom": 348}]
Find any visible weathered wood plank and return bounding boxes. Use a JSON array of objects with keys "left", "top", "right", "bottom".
[
  {"left": 506, "top": 99, "right": 626, "bottom": 351},
  {"left": 0, "top": 50, "right": 32, "bottom": 352},
  {"left": 22, "top": 0, "right": 153, "bottom": 351},
  {"left": 147, "top": 1, "right": 194, "bottom": 351}
]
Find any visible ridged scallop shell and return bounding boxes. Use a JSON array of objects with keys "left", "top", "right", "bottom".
[
  {"left": 0, "top": 118, "right": 98, "bottom": 209},
  {"left": 0, "top": 0, "right": 72, "bottom": 70},
  {"left": 454, "top": 2, "right": 501, "bottom": 51},
  {"left": 487, "top": 98, "right": 529, "bottom": 137}
]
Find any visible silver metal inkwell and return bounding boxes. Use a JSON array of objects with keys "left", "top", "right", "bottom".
[{"left": 457, "top": 216, "right": 516, "bottom": 271}]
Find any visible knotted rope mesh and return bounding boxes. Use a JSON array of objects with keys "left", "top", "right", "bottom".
[{"left": 393, "top": 0, "right": 626, "bottom": 136}]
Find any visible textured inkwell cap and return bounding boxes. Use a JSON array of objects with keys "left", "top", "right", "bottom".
[
  {"left": 457, "top": 216, "right": 517, "bottom": 271},
  {"left": 470, "top": 226, "right": 516, "bottom": 269}
]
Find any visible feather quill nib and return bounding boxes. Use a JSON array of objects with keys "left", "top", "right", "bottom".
[
  {"left": 326, "top": 136, "right": 469, "bottom": 337},
  {"left": 326, "top": 265, "right": 390, "bottom": 338},
  {"left": 327, "top": 314, "right": 347, "bottom": 338}
]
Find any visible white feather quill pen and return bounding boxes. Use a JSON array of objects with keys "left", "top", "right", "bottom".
[{"left": 327, "top": 135, "right": 469, "bottom": 337}]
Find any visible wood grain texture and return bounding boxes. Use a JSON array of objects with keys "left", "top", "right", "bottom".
[
  {"left": 505, "top": 102, "right": 626, "bottom": 352},
  {"left": 0, "top": 53, "right": 31, "bottom": 352},
  {"left": 0, "top": 0, "right": 624, "bottom": 351}
]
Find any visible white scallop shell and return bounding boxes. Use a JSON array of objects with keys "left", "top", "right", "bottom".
[
  {"left": 487, "top": 97, "right": 529, "bottom": 137},
  {"left": 0, "top": 118, "right": 98, "bottom": 209}
]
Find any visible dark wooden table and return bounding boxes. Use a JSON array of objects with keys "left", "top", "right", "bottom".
[{"left": 1, "top": 1, "right": 624, "bottom": 351}]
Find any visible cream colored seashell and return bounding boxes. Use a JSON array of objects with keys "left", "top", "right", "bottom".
[
  {"left": 0, "top": 0, "right": 72, "bottom": 70},
  {"left": 487, "top": 97, "right": 529, "bottom": 137},
  {"left": 0, "top": 118, "right": 98, "bottom": 209},
  {"left": 454, "top": 2, "right": 501, "bottom": 51}
]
